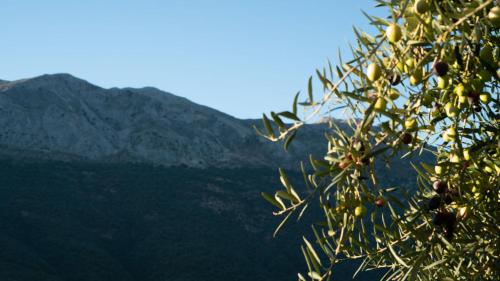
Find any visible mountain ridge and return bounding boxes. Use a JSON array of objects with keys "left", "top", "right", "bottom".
[{"left": 0, "top": 73, "right": 333, "bottom": 168}]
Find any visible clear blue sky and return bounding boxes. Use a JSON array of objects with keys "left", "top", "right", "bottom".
[{"left": 0, "top": 0, "right": 383, "bottom": 119}]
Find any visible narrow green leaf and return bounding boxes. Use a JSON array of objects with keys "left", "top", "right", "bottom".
[
  {"left": 262, "top": 114, "right": 275, "bottom": 138},
  {"left": 387, "top": 242, "right": 409, "bottom": 268},
  {"left": 261, "top": 192, "right": 283, "bottom": 209},
  {"left": 303, "top": 237, "right": 323, "bottom": 267},
  {"left": 278, "top": 111, "right": 301, "bottom": 121},
  {"left": 284, "top": 130, "right": 297, "bottom": 152},
  {"left": 292, "top": 92, "right": 300, "bottom": 114},
  {"left": 307, "top": 76, "right": 313, "bottom": 102}
]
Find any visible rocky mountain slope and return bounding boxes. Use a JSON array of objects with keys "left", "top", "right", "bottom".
[{"left": 0, "top": 74, "right": 330, "bottom": 168}]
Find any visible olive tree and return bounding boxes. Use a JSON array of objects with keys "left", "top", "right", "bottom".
[{"left": 258, "top": 0, "right": 499, "bottom": 280}]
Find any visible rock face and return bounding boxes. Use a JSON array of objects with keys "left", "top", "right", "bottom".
[{"left": 0, "top": 74, "right": 329, "bottom": 168}]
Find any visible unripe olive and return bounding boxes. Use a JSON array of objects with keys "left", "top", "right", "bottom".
[
  {"left": 458, "top": 96, "right": 468, "bottom": 108},
  {"left": 442, "top": 132, "right": 452, "bottom": 143},
  {"left": 354, "top": 205, "right": 367, "bottom": 217},
  {"left": 479, "top": 92, "right": 491, "bottom": 103},
  {"left": 488, "top": 6, "right": 500, "bottom": 28},
  {"left": 457, "top": 206, "right": 469, "bottom": 221},
  {"left": 444, "top": 102, "right": 457, "bottom": 118},
  {"left": 396, "top": 62, "right": 405, "bottom": 74},
  {"left": 389, "top": 89, "right": 400, "bottom": 100},
  {"left": 433, "top": 61, "right": 449, "bottom": 77},
  {"left": 454, "top": 83, "right": 466, "bottom": 96},
  {"left": 367, "top": 63, "right": 382, "bottom": 82},
  {"left": 435, "top": 165, "right": 443, "bottom": 175},
  {"left": 450, "top": 153, "right": 460, "bottom": 163},
  {"left": 484, "top": 165, "right": 494, "bottom": 174},
  {"left": 405, "top": 16, "right": 419, "bottom": 32},
  {"left": 437, "top": 77, "right": 448, "bottom": 89},
  {"left": 405, "top": 119, "right": 417, "bottom": 131},
  {"left": 414, "top": 0, "right": 429, "bottom": 15},
  {"left": 463, "top": 149, "right": 470, "bottom": 161},
  {"left": 410, "top": 69, "right": 423, "bottom": 85},
  {"left": 446, "top": 127, "right": 456, "bottom": 138},
  {"left": 404, "top": 58, "right": 415, "bottom": 73},
  {"left": 374, "top": 97, "right": 387, "bottom": 111},
  {"left": 386, "top": 23, "right": 402, "bottom": 43}
]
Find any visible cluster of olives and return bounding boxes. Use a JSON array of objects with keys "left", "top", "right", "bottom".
[
  {"left": 344, "top": 0, "right": 498, "bottom": 237},
  {"left": 428, "top": 180, "right": 458, "bottom": 240}
]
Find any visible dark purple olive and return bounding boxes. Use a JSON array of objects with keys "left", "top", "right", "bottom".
[
  {"left": 388, "top": 73, "right": 401, "bottom": 86},
  {"left": 433, "top": 211, "right": 455, "bottom": 226},
  {"left": 361, "top": 157, "right": 370, "bottom": 165},
  {"left": 433, "top": 61, "right": 449, "bottom": 77},
  {"left": 428, "top": 195, "right": 441, "bottom": 210},
  {"left": 444, "top": 193, "right": 453, "bottom": 205},
  {"left": 401, "top": 133, "right": 413, "bottom": 144},
  {"left": 468, "top": 92, "right": 480, "bottom": 105},
  {"left": 443, "top": 225, "right": 454, "bottom": 240},
  {"left": 433, "top": 212, "right": 447, "bottom": 225},
  {"left": 433, "top": 180, "right": 447, "bottom": 194}
]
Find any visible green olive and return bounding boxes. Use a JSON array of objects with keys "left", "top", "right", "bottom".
[
  {"left": 442, "top": 132, "right": 452, "bottom": 142},
  {"left": 463, "top": 149, "right": 470, "bottom": 161},
  {"left": 449, "top": 153, "right": 460, "bottom": 163},
  {"left": 479, "top": 92, "right": 491, "bottom": 103},
  {"left": 410, "top": 68, "right": 423, "bottom": 85},
  {"left": 374, "top": 97, "right": 387, "bottom": 111},
  {"left": 404, "top": 58, "right": 416, "bottom": 73},
  {"left": 437, "top": 77, "right": 448, "bottom": 89},
  {"left": 389, "top": 89, "right": 400, "bottom": 100},
  {"left": 447, "top": 127, "right": 456, "bottom": 137},
  {"left": 354, "top": 205, "right": 367, "bottom": 217},
  {"left": 414, "top": 0, "right": 429, "bottom": 15},
  {"left": 386, "top": 23, "right": 402, "bottom": 43},
  {"left": 458, "top": 95, "right": 468, "bottom": 108},
  {"left": 405, "top": 119, "right": 417, "bottom": 130},
  {"left": 445, "top": 102, "right": 457, "bottom": 118},
  {"left": 396, "top": 61, "right": 405, "bottom": 73},
  {"left": 487, "top": 6, "right": 500, "bottom": 28},
  {"left": 454, "top": 83, "right": 466, "bottom": 96},
  {"left": 367, "top": 63, "right": 382, "bottom": 82},
  {"left": 435, "top": 165, "right": 443, "bottom": 175},
  {"left": 405, "top": 16, "right": 419, "bottom": 32}
]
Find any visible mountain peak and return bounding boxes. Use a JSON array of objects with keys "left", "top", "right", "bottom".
[
  {"left": 0, "top": 73, "right": 328, "bottom": 168},
  {"left": 0, "top": 73, "right": 101, "bottom": 92}
]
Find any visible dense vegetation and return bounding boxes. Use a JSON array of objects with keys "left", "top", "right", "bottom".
[
  {"left": 259, "top": 0, "right": 499, "bottom": 280},
  {"left": 0, "top": 154, "right": 429, "bottom": 281}
]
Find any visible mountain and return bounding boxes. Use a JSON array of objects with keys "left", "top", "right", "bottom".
[
  {"left": 0, "top": 74, "right": 431, "bottom": 281},
  {"left": 0, "top": 74, "right": 329, "bottom": 168}
]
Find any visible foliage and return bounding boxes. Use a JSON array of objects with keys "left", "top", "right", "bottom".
[{"left": 259, "top": 0, "right": 499, "bottom": 280}]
